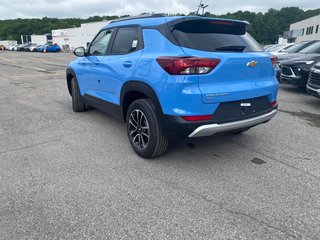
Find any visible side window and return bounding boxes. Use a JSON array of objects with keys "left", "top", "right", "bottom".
[
  {"left": 111, "top": 27, "right": 140, "bottom": 54},
  {"left": 89, "top": 29, "right": 113, "bottom": 55}
]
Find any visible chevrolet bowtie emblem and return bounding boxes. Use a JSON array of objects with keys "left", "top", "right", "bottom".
[{"left": 247, "top": 61, "right": 258, "bottom": 67}]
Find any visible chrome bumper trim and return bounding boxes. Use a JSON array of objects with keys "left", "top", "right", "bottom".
[
  {"left": 188, "top": 110, "right": 278, "bottom": 138},
  {"left": 307, "top": 85, "right": 320, "bottom": 96}
]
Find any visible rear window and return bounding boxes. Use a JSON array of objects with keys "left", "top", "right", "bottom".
[
  {"left": 171, "top": 20, "right": 263, "bottom": 53},
  {"left": 111, "top": 27, "right": 140, "bottom": 54}
]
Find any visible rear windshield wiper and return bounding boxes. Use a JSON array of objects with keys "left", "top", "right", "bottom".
[{"left": 215, "top": 45, "right": 246, "bottom": 52}]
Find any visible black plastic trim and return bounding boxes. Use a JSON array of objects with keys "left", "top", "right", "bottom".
[
  {"left": 66, "top": 68, "right": 76, "bottom": 96},
  {"left": 120, "top": 81, "right": 163, "bottom": 119},
  {"left": 110, "top": 14, "right": 167, "bottom": 24},
  {"left": 83, "top": 94, "right": 123, "bottom": 120}
]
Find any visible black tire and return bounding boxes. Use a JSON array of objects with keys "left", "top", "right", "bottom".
[
  {"left": 126, "top": 99, "right": 168, "bottom": 158},
  {"left": 71, "top": 77, "right": 86, "bottom": 112}
]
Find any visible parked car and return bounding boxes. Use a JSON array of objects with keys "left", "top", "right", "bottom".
[
  {"left": 8, "top": 44, "right": 19, "bottom": 51},
  {"left": 276, "top": 41, "right": 320, "bottom": 79},
  {"left": 278, "top": 41, "right": 320, "bottom": 63},
  {"left": 13, "top": 44, "right": 24, "bottom": 51},
  {"left": 280, "top": 54, "right": 320, "bottom": 88},
  {"left": 66, "top": 14, "right": 279, "bottom": 158},
  {"left": 30, "top": 44, "right": 43, "bottom": 52},
  {"left": 268, "top": 43, "right": 294, "bottom": 55},
  {"left": 32, "top": 44, "right": 46, "bottom": 52},
  {"left": 306, "top": 61, "right": 320, "bottom": 98},
  {"left": 284, "top": 41, "right": 317, "bottom": 54},
  {"left": 16, "top": 43, "right": 31, "bottom": 51},
  {"left": 263, "top": 44, "right": 275, "bottom": 50},
  {"left": 24, "top": 43, "right": 38, "bottom": 52},
  {"left": 38, "top": 43, "right": 61, "bottom": 52}
]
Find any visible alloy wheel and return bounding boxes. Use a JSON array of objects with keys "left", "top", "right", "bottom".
[{"left": 129, "top": 109, "right": 150, "bottom": 149}]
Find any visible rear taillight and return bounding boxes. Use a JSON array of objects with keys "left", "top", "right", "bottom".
[
  {"left": 156, "top": 57, "right": 220, "bottom": 75},
  {"left": 270, "top": 55, "right": 278, "bottom": 68},
  {"left": 181, "top": 115, "right": 212, "bottom": 122},
  {"left": 270, "top": 101, "right": 278, "bottom": 107}
]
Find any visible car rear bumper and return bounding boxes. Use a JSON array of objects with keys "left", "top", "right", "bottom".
[
  {"left": 280, "top": 75, "right": 307, "bottom": 87},
  {"left": 306, "top": 84, "right": 320, "bottom": 98},
  {"left": 188, "top": 109, "right": 277, "bottom": 138}
]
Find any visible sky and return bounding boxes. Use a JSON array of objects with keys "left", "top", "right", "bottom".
[{"left": 0, "top": 0, "right": 319, "bottom": 20}]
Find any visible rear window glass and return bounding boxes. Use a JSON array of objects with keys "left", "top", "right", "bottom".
[
  {"left": 111, "top": 27, "right": 140, "bottom": 54},
  {"left": 171, "top": 20, "right": 263, "bottom": 52}
]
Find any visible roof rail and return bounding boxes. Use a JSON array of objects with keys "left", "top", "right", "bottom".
[{"left": 110, "top": 13, "right": 167, "bottom": 24}]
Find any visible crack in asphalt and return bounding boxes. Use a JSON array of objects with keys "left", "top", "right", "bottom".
[
  {"left": 224, "top": 137, "right": 320, "bottom": 182},
  {"left": 0, "top": 138, "right": 63, "bottom": 155},
  {"left": 150, "top": 175, "right": 300, "bottom": 240},
  {"left": 0, "top": 62, "right": 55, "bottom": 74}
]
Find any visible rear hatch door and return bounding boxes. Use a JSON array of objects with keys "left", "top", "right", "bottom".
[{"left": 169, "top": 18, "right": 276, "bottom": 103}]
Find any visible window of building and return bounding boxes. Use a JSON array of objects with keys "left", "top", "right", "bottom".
[
  {"left": 306, "top": 26, "right": 314, "bottom": 35},
  {"left": 316, "top": 25, "right": 319, "bottom": 34},
  {"left": 302, "top": 28, "right": 305, "bottom": 36}
]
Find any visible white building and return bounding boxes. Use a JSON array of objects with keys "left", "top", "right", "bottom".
[
  {"left": 282, "top": 15, "right": 320, "bottom": 43},
  {"left": 21, "top": 34, "right": 52, "bottom": 44},
  {"left": 52, "top": 20, "right": 110, "bottom": 50},
  {"left": 31, "top": 35, "right": 50, "bottom": 45}
]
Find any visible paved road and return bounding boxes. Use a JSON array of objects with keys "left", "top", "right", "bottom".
[{"left": 0, "top": 51, "right": 320, "bottom": 239}]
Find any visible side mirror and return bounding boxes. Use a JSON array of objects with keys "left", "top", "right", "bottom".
[{"left": 74, "top": 47, "right": 86, "bottom": 57}]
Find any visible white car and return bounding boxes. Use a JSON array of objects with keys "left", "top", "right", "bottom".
[
  {"left": 30, "top": 44, "right": 42, "bottom": 52},
  {"left": 8, "top": 44, "right": 19, "bottom": 51},
  {"left": 268, "top": 44, "right": 294, "bottom": 56}
]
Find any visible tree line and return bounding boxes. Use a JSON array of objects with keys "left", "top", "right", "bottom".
[{"left": 0, "top": 7, "right": 319, "bottom": 44}]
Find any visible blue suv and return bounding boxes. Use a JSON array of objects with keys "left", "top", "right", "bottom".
[{"left": 66, "top": 14, "right": 279, "bottom": 158}]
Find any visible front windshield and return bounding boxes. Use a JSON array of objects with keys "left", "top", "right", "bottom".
[
  {"left": 299, "top": 41, "right": 320, "bottom": 54},
  {"left": 282, "top": 42, "right": 304, "bottom": 53},
  {"left": 267, "top": 44, "right": 285, "bottom": 52}
]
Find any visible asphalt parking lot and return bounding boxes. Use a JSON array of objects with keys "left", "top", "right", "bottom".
[{"left": 0, "top": 51, "right": 320, "bottom": 239}]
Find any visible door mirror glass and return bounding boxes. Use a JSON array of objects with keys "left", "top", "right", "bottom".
[{"left": 74, "top": 47, "right": 86, "bottom": 57}]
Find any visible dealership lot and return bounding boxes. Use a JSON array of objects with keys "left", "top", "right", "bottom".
[{"left": 0, "top": 51, "right": 320, "bottom": 239}]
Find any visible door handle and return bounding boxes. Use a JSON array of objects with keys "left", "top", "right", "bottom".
[
  {"left": 93, "top": 60, "right": 100, "bottom": 65},
  {"left": 123, "top": 61, "right": 132, "bottom": 68}
]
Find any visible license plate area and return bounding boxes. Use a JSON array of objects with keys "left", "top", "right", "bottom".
[{"left": 212, "top": 96, "right": 272, "bottom": 124}]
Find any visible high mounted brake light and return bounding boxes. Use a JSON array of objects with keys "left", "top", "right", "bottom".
[
  {"left": 209, "top": 20, "right": 235, "bottom": 26},
  {"left": 156, "top": 57, "right": 220, "bottom": 75}
]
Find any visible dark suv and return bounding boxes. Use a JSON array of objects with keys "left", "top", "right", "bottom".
[{"left": 307, "top": 61, "right": 320, "bottom": 98}]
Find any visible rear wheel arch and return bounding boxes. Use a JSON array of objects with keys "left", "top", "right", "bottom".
[
  {"left": 66, "top": 68, "right": 76, "bottom": 96},
  {"left": 121, "top": 81, "right": 163, "bottom": 121}
]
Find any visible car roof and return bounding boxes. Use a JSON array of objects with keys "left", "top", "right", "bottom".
[{"left": 102, "top": 15, "right": 249, "bottom": 29}]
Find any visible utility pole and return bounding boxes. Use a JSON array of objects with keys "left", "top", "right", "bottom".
[
  {"left": 196, "top": 0, "right": 203, "bottom": 15},
  {"left": 197, "top": 0, "right": 209, "bottom": 16}
]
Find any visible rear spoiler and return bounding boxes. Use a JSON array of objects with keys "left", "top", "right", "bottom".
[{"left": 166, "top": 17, "right": 249, "bottom": 35}]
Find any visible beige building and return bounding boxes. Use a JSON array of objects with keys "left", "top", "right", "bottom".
[{"left": 282, "top": 15, "right": 320, "bottom": 43}]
